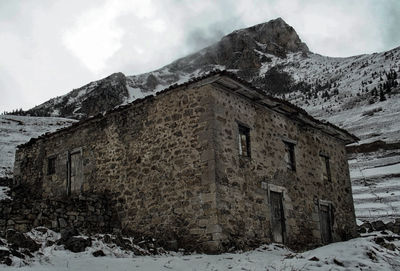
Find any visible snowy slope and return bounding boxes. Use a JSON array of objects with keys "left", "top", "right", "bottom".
[
  {"left": 0, "top": 115, "right": 76, "bottom": 178},
  {"left": 1, "top": 228, "right": 400, "bottom": 270},
  {"left": 349, "top": 148, "right": 400, "bottom": 222}
]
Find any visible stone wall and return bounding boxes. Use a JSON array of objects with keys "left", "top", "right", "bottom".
[
  {"left": 14, "top": 84, "right": 220, "bottom": 252},
  {"left": 209, "top": 85, "right": 357, "bottom": 250},
  {"left": 0, "top": 183, "right": 117, "bottom": 236}
]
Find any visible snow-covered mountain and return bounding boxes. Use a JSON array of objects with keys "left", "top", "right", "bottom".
[{"left": 3, "top": 18, "right": 400, "bottom": 222}]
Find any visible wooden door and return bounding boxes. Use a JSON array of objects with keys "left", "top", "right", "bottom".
[
  {"left": 319, "top": 204, "right": 332, "bottom": 244},
  {"left": 69, "top": 151, "right": 83, "bottom": 194},
  {"left": 270, "top": 191, "right": 285, "bottom": 243}
]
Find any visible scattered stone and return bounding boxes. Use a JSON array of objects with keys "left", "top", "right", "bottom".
[
  {"left": 92, "top": 250, "right": 106, "bottom": 257},
  {"left": 333, "top": 258, "right": 344, "bottom": 266},
  {"left": 309, "top": 256, "right": 319, "bottom": 261},
  {"left": 63, "top": 237, "right": 92, "bottom": 253},
  {"left": 371, "top": 221, "right": 385, "bottom": 231},
  {"left": 103, "top": 234, "right": 112, "bottom": 244},
  {"left": 114, "top": 234, "right": 132, "bottom": 251},
  {"left": 59, "top": 228, "right": 79, "bottom": 243},
  {"left": 0, "top": 248, "right": 10, "bottom": 259},
  {"left": 10, "top": 248, "right": 25, "bottom": 259},
  {"left": 382, "top": 242, "right": 397, "bottom": 251},
  {"left": 374, "top": 237, "right": 385, "bottom": 245},
  {"left": 366, "top": 250, "right": 377, "bottom": 262},
  {"left": 358, "top": 227, "right": 366, "bottom": 234},
  {"left": 46, "top": 240, "right": 55, "bottom": 247},
  {"left": 1, "top": 257, "right": 12, "bottom": 266},
  {"left": 34, "top": 227, "right": 48, "bottom": 234},
  {"left": 6, "top": 229, "right": 40, "bottom": 252}
]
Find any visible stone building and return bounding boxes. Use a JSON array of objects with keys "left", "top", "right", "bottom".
[{"left": 13, "top": 71, "right": 358, "bottom": 252}]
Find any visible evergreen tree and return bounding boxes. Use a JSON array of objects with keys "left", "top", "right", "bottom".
[{"left": 379, "top": 89, "right": 386, "bottom": 101}]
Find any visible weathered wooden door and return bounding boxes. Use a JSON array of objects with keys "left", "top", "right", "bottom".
[
  {"left": 69, "top": 151, "right": 83, "bottom": 194},
  {"left": 319, "top": 204, "right": 332, "bottom": 244},
  {"left": 270, "top": 191, "right": 285, "bottom": 243}
]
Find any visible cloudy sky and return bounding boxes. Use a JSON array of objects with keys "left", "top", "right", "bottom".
[{"left": 1, "top": 0, "right": 399, "bottom": 112}]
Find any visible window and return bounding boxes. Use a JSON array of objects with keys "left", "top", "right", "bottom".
[
  {"left": 238, "top": 124, "right": 251, "bottom": 157},
  {"left": 320, "top": 155, "right": 331, "bottom": 182},
  {"left": 47, "top": 156, "right": 56, "bottom": 175},
  {"left": 284, "top": 141, "right": 296, "bottom": 171}
]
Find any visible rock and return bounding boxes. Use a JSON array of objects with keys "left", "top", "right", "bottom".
[
  {"left": 308, "top": 256, "right": 319, "bottom": 261},
  {"left": 113, "top": 234, "right": 132, "bottom": 250},
  {"left": 333, "top": 258, "right": 344, "bottom": 266},
  {"left": 10, "top": 248, "right": 25, "bottom": 259},
  {"left": 6, "top": 229, "right": 40, "bottom": 252},
  {"left": 46, "top": 240, "right": 55, "bottom": 247},
  {"left": 92, "top": 250, "right": 106, "bottom": 257},
  {"left": 103, "top": 234, "right": 112, "bottom": 244},
  {"left": 34, "top": 227, "right": 48, "bottom": 234},
  {"left": 0, "top": 249, "right": 10, "bottom": 258},
  {"left": 63, "top": 237, "right": 92, "bottom": 253},
  {"left": 371, "top": 221, "right": 385, "bottom": 231},
  {"left": 58, "top": 218, "right": 68, "bottom": 228},
  {"left": 382, "top": 242, "right": 397, "bottom": 251},
  {"left": 1, "top": 257, "right": 12, "bottom": 266},
  {"left": 357, "top": 226, "right": 367, "bottom": 234},
  {"left": 59, "top": 228, "right": 79, "bottom": 243},
  {"left": 374, "top": 237, "right": 385, "bottom": 245}
]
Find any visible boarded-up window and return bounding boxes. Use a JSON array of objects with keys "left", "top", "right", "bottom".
[
  {"left": 284, "top": 141, "right": 296, "bottom": 171},
  {"left": 238, "top": 124, "right": 250, "bottom": 157},
  {"left": 320, "top": 155, "right": 331, "bottom": 182},
  {"left": 47, "top": 156, "right": 56, "bottom": 175}
]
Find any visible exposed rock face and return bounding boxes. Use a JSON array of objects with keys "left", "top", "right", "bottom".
[
  {"left": 169, "top": 18, "right": 309, "bottom": 75},
  {"left": 25, "top": 72, "right": 129, "bottom": 120}
]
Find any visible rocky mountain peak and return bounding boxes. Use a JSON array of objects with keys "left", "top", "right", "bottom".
[
  {"left": 232, "top": 17, "right": 309, "bottom": 55},
  {"left": 167, "top": 18, "right": 309, "bottom": 78}
]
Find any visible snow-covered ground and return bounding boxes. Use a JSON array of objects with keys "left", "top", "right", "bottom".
[
  {"left": 349, "top": 148, "right": 400, "bottom": 222},
  {"left": 1, "top": 229, "right": 399, "bottom": 270},
  {"left": 0, "top": 115, "right": 75, "bottom": 178}
]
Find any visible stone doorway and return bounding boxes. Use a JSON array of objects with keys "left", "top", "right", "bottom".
[
  {"left": 270, "top": 191, "right": 285, "bottom": 243},
  {"left": 319, "top": 203, "right": 332, "bottom": 244}
]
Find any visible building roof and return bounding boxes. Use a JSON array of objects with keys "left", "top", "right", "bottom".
[{"left": 18, "top": 70, "right": 358, "bottom": 148}]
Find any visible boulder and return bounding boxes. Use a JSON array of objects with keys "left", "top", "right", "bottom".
[
  {"left": 92, "top": 250, "right": 106, "bottom": 257},
  {"left": 63, "top": 237, "right": 91, "bottom": 253},
  {"left": 5, "top": 229, "right": 40, "bottom": 252},
  {"left": 371, "top": 220, "right": 386, "bottom": 231}
]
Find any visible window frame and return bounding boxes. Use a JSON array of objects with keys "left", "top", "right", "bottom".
[
  {"left": 238, "top": 123, "right": 251, "bottom": 158},
  {"left": 283, "top": 141, "right": 296, "bottom": 171},
  {"left": 47, "top": 155, "right": 56, "bottom": 175},
  {"left": 320, "top": 154, "right": 332, "bottom": 182}
]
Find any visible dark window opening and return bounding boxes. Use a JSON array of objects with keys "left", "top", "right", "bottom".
[
  {"left": 320, "top": 155, "right": 331, "bottom": 182},
  {"left": 238, "top": 124, "right": 251, "bottom": 157},
  {"left": 284, "top": 142, "right": 296, "bottom": 171},
  {"left": 48, "top": 156, "right": 56, "bottom": 175}
]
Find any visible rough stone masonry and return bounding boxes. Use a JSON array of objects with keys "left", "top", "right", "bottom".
[{"left": 13, "top": 71, "right": 358, "bottom": 253}]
